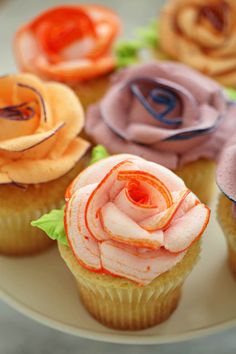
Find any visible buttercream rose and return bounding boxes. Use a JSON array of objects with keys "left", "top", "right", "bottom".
[
  {"left": 160, "top": 0, "right": 236, "bottom": 86},
  {"left": 14, "top": 5, "right": 121, "bottom": 83},
  {"left": 86, "top": 61, "right": 235, "bottom": 170},
  {"left": 0, "top": 73, "right": 90, "bottom": 184},
  {"left": 65, "top": 154, "right": 210, "bottom": 285}
]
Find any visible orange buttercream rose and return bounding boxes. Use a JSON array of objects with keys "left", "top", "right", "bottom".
[
  {"left": 0, "top": 73, "right": 90, "bottom": 184},
  {"left": 14, "top": 5, "right": 121, "bottom": 83},
  {"left": 160, "top": 0, "right": 236, "bottom": 86}
]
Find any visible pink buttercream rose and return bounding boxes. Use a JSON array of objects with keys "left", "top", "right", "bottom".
[{"left": 65, "top": 154, "right": 210, "bottom": 285}]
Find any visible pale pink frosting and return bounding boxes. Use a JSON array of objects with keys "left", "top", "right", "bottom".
[
  {"left": 65, "top": 154, "right": 210, "bottom": 285},
  {"left": 85, "top": 61, "right": 236, "bottom": 170},
  {"left": 217, "top": 134, "right": 236, "bottom": 218}
]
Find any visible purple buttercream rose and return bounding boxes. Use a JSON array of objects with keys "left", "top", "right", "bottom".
[{"left": 85, "top": 61, "right": 236, "bottom": 170}]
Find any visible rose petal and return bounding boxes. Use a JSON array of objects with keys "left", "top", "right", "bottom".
[
  {"left": 100, "top": 202, "right": 163, "bottom": 249},
  {"left": 134, "top": 158, "right": 185, "bottom": 191},
  {"left": 85, "top": 160, "right": 136, "bottom": 241},
  {"left": 140, "top": 189, "right": 190, "bottom": 231},
  {"left": 45, "top": 82, "right": 84, "bottom": 158},
  {"left": 172, "top": 191, "right": 199, "bottom": 221},
  {"left": 117, "top": 170, "right": 173, "bottom": 211},
  {"left": 0, "top": 122, "right": 64, "bottom": 152},
  {"left": 1, "top": 137, "right": 90, "bottom": 184},
  {"left": 100, "top": 240, "right": 186, "bottom": 285},
  {"left": 65, "top": 183, "right": 101, "bottom": 271},
  {"left": 164, "top": 204, "right": 210, "bottom": 253},
  {"left": 66, "top": 154, "right": 142, "bottom": 199},
  {"left": 114, "top": 186, "right": 159, "bottom": 222}
]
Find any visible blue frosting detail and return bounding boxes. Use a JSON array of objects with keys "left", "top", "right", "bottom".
[{"left": 130, "top": 78, "right": 182, "bottom": 126}]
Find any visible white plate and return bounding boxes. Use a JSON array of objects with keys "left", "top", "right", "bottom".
[{"left": 1, "top": 191, "right": 236, "bottom": 344}]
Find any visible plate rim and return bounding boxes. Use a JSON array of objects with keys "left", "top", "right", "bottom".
[{"left": 1, "top": 285, "right": 236, "bottom": 345}]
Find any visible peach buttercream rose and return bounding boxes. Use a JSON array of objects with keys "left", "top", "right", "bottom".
[
  {"left": 14, "top": 5, "right": 121, "bottom": 83},
  {"left": 0, "top": 73, "right": 90, "bottom": 184},
  {"left": 160, "top": 0, "right": 236, "bottom": 86},
  {"left": 65, "top": 154, "right": 210, "bottom": 285}
]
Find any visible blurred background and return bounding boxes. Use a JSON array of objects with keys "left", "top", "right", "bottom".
[{"left": 0, "top": 0, "right": 236, "bottom": 353}]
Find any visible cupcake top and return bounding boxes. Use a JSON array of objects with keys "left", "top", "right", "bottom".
[
  {"left": 217, "top": 135, "right": 236, "bottom": 217},
  {"left": 86, "top": 61, "right": 235, "bottom": 170},
  {"left": 0, "top": 73, "right": 90, "bottom": 185},
  {"left": 62, "top": 154, "right": 210, "bottom": 285},
  {"left": 14, "top": 4, "right": 121, "bottom": 84},
  {"left": 159, "top": 0, "right": 236, "bottom": 86}
]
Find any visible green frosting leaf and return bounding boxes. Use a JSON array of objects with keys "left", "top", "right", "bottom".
[
  {"left": 114, "top": 40, "right": 142, "bottom": 68},
  {"left": 89, "top": 145, "right": 110, "bottom": 165},
  {"left": 136, "top": 19, "right": 159, "bottom": 49},
  {"left": 225, "top": 87, "right": 236, "bottom": 101},
  {"left": 114, "top": 19, "right": 159, "bottom": 68},
  {"left": 31, "top": 207, "right": 68, "bottom": 246}
]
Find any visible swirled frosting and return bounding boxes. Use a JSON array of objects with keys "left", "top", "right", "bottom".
[
  {"left": 0, "top": 73, "right": 90, "bottom": 184},
  {"left": 85, "top": 61, "right": 235, "bottom": 170},
  {"left": 217, "top": 134, "right": 236, "bottom": 217},
  {"left": 159, "top": 0, "right": 236, "bottom": 86},
  {"left": 14, "top": 5, "right": 121, "bottom": 83},
  {"left": 65, "top": 154, "right": 210, "bottom": 285}
]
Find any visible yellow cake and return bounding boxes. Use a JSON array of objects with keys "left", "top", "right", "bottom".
[
  {"left": 217, "top": 194, "right": 236, "bottom": 279},
  {"left": 0, "top": 159, "right": 88, "bottom": 256},
  {"left": 175, "top": 159, "right": 216, "bottom": 205}
]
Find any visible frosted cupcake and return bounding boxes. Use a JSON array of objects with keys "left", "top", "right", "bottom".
[
  {"left": 33, "top": 151, "right": 210, "bottom": 330},
  {"left": 217, "top": 135, "right": 236, "bottom": 279},
  {"left": 159, "top": 0, "right": 236, "bottom": 87},
  {"left": 85, "top": 61, "right": 235, "bottom": 204},
  {"left": 0, "top": 73, "right": 90, "bottom": 256},
  {"left": 14, "top": 4, "right": 121, "bottom": 109}
]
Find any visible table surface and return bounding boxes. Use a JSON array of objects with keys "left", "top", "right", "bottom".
[{"left": 0, "top": 0, "right": 236, "bottom": 353}]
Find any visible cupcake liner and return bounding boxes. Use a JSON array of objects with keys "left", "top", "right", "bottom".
[
  {"left": 0, "top": 158, "right": 88, "bottom": 257},
  {"left": 0, "top": 204, "right": 56, "bottom": 256},
  {"left": 175, "top": 159, "right": 215, "bottom": 205},
  {"left": 77, "top": 280, "right": 182, "bottom": 330},
  {"left": 58, "top": 240, "right": 201, "bottom": 330},
  {"left": 217, "top": 193, "right": 236, "bottom": 278},
  {"left": 228, "top": 248, "right": 236, "bottom": 280}
]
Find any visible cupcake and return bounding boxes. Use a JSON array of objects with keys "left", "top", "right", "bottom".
[
  {"left": 85, "top": 61, "right": 236, "bottom": 204},
  {"left": 159, "top": 0, "right": 236, "bottom": 87},
  {"left": 217, "top": 135, "right": 236, "bottom": 279},
  {"left": 0, "top": 73, "right": 90, "bottom": 256},
  {"left": 33, "top": 151, "right": 210, "bottom": 330},
  {"left": 14, "top": 4, "right": 121, "bottom": 109}
]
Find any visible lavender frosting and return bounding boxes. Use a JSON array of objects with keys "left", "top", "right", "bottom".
[{"left": 85, "top": 61, "right": 236, "bottom": 170}]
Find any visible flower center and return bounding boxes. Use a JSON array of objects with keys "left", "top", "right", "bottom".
[
  {"left": 199, "top": 1, "right": 229, "bottom": 32},
  {"left": 0, "top": 102, "right": 35, "bottom": 121},
  {"left": 129, "top": 77, "right": 182, "bottom": 126},
  {"left": 31, "top": 7, "right": 96, "bottom": 61},
  {"left": 127, "top": 180, "right": 150, "bottom": 205}
]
